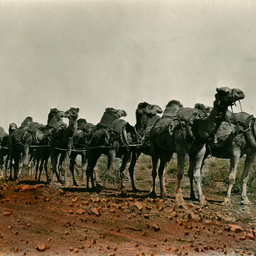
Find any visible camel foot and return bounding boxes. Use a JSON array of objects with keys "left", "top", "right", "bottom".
[
  {"left": 96, "top": 183, "right": 104, "bottom": 189},
  {"left": 175, "top": 193, "right": 185, "bottom": 207},
  {"left": 148, "top": 191, "right": 157, "bottom": 198},
  {"left": 199, "top": 195, "right": 208, "bottom": 207},
  {"left": 132, "top": 188, "right": 140, "bottom": 193},
  {"left": 190, "top": 195, "right": 197, "bottom": 201},
  {"left": 221, "top": 197, "right": 232, "bottom": 206},
  {"left": 160, "top": 193, "right": 167, "bottom": 199},
  {"left": 240, "top": 198, "right": 251, "bottom": 205}
]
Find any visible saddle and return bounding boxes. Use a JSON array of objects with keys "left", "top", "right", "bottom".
[
  {"left": 169, "top": 108, "right": 203, "bottom": 139},
  {"left": 111, "top": 119, "right": 142, "bottom": 147}
]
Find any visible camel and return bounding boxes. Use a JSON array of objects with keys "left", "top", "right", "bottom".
[
  {"left": 117, "top": 102, "right": 163, "bottom": 191},
  {"left": 86, "top": 103, "right": 163, "bottom": 190},
  {"left": 69, "top": 119, "right": 95, "bottom": 186},
  {"left": 85, "top": 107, "right": 127, "bottom": 188},
  {"left": 8, "top": 117, "right": 36, "bottom": 180},
  {"left": 50, "top": 107, "right": 79, "bottom": 185},
  {"left": 0, "top": 127, "right": 8, "bottom": 171},
  {"left": 8, "top": 109, "right": 67, "bottom": 181},
  {"left": 0, "top": 123, "right": 17, "bottom": 176},
  {"left": 32, "top": 108, "right": 68, "bottom": 182},
  {"left": 150, "top": 87, "right": 245, "bottom": 205},
  {"left": 202, "top": 110, "right": 256, "bottom": 205}
]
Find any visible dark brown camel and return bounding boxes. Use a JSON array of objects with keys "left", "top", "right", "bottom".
[
  {"left": 0, "top": 123, "right": 17, "bottom": 178},
  {"left": 8, "top": 109, "right": 67, "bottom": 181},
  {"left": 202, "top": 110, "right": 256, "bottom": 205},
  {"left": 116, "top": 102, "right": 163, "bottom": 191},
  {"left": 8, "top": 117, "right": 35, "bottom": 180},
  {"left": 150, "top": 87, "right": 245, "bottom": 205},
  {"left": 33, "top": 108, "right": 68, "bottom": 182},
  {"left": 69, "top": 119, "right": 95, "bottom": 186},
  {"left": 0, "top": 127, "right": 8, "bottom": 171},
  {"left": 86, "top": 103, "right": 163, "bottom": 190},
  {"left": 85, "top": 107, "right": 127, "bottom": 188},
  {"left": 50, "top": 107, "right": 79, "bottom": 185}
]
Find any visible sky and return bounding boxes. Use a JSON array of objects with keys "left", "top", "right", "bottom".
[{"left": 1, "top": 0, "right": 256, "bottom": 131}]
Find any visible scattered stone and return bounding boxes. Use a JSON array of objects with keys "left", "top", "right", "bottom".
[
  {"left": 228, "top": 224, "right": 244, "bottom": 233},
  {"left": 134, "top": 202, "right": 143, "bottom": 211},
  {"left": 76, "top": 209, "right": 85, "bottom": 215},
  {"left": 152, "top": 224, "right": 160, "bottom": 232},
  {"left": 36, "top": 243, "right": 47, "bottom": 252},
  {"left": 204, "top": 220, "right": 213, "bottom": 225},
  {"left": 188, "top": 203, "right": 195, "bottom": 208},
  {"left": 91, "top": 208, "right": 101, "bottom": 216},
  {"left": 58, "top": 189, "right": 65, "bottom": 195},
  {"left": 2, "top": 211, "right": 12, "bottom": 217}
]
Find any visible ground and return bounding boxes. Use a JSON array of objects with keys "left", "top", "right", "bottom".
[{"left": 0, "top": 155, "right": 256, "bottom": 256}]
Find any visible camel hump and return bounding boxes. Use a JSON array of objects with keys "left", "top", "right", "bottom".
[
  {"left": 20, "top": 116, "right": 33, "bottom": 128},
  {"left": 230, "top": 112, "right": 252, "bottom": 126},
  {"left": 150, "top": 116, "right": 173, "bottom": 137},
  {"left": 245, "top": 116, "right": 256, "bottom": 149},
  {"left": 176, "top": 108, "right": 200, "bottom": 123},
  {"left": 0, "top": 127, "right": 8, "bottom": 142},
  {"left": 111, "top": 119, "right": 127, "bottom": 133}
]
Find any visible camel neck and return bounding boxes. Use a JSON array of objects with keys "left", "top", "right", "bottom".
[{"left": 194, "top": 106, "right": 226, "bottom": 142}]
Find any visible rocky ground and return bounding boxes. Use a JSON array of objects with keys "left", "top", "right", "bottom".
[{"left": 0, "top": 155, "right": 256, "bottom": 256}]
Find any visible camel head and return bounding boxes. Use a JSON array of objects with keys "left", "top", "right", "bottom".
[
  {"left": 8, "top": 123, "right": 17, "bottom": 134},
  {"left": 105, "top": 107, "right": 127, "bottom": 118},
  {"left": 214, "top": 87, "right": 245, "bottom": 111},
  {"left": 48, "top": 108, "right": 67, "bottom": 124},
  {"left": 136, "top": 102, "right": 163, "bottom": 117},
  {"left": 64, "top": 107, "right": 80, "bottom": 120},
  {"left": 136, "top": 102, "right": 163, "bottom": 131}
]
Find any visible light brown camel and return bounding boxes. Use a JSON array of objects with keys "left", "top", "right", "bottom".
[
  {"left": 150, "top": 87, "right": 245, "bottom": 205},
  {"left": 203, "top": 110, "right": 256, "bottom": 205}
]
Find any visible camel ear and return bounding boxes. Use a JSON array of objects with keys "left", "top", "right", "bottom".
[
  {"left": 105, "top": 107, "right": 113, "bottom": 112},
  {"left": 76, "top": 108, "right": 80, "bottom": 113},
  {"left": 216, "top": 87, "right": 230, "bottom": 95}
]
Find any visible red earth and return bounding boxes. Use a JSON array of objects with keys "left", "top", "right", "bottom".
[{"left": 0, "top": 156, "right": 256, "bottom": 256}]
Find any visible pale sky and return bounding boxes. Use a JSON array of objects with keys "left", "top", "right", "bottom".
[{"left": 1, "top": 0, "right": 256, "bottom": 131}]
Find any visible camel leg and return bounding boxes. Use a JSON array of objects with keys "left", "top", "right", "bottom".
[
  {"left": 128, "top": 151, "right": 141, "bottom": 192},
  {"left": 188, "top": 160, "right": 197, "bottom": 201},
  {"left": 86, "top": 151, "right": 100, "bottom": 189},
  {"left": 176, "top": 151, "right": 185, "bottom": 193},
  {"left": 240, "top": 153, "right": 255, "bottom": 205},
  {"left": 35, "top": 156, "right": 40, "bottom": 180},
  {"left": 21, "top": 146, "right": 30, "bottom": 178},
  {"left": 148, "top": 146, "right": 159, "bottom": 198},
  {"left": 70, "top": 153, "right": 78, "bottom": 186},
  {"left": 158, "top": 158, "right": 167, "bottom": 198},
  {"left": 81, "top": 152, "right": 87, "bottom": 182},
  {"left": 223, "top": 149, "right": 240, "bottom": 205},
  {"left": 192, "top": 145, "right": 207, "bottom": 206},
  {"left": 51, "top": 152, "right": 62, "bottom": 184},
  {"left": 13, "top": 154, "right": 20, "bottom": 180},
  {"left": 118, "top": 151, "right": 131, "bottom": 192}
]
